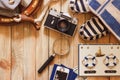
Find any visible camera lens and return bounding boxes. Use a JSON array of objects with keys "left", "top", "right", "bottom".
[{"left": 57, "top": 19, "right": 70, "bottom": 32}]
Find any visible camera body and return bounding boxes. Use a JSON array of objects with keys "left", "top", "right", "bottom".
[{"left": 44, "top": 8, "right": 78, "bottom": 36}]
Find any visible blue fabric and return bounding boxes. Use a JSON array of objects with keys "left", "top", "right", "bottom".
[
  {"left": 50, "top": 64, "right": 77, "bottom": 80},
  {"left": 101, "top": 10, "right": 120, "bottom": 37},
  {"left": 50, "top": 64, "right": 58, "bottom": 80},
  {"left": 112, "top": 0, "right": 120, "bottom": 11},
  {"left": 61, "top": 64, "right": 77, "bottom": 80},
  {"left": 89, "top": 0, "right": 101, "bottom": 11},
  {"left": 98, "top": 0, "right": 110, "bottom": 13}
]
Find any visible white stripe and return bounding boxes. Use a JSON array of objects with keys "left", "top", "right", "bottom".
[
  {"left": 106, "top": 3, "right": 120, "bottom": 23},
  {"left": 83, "top": 0, "right": 90, "bottom": 12},
  {"left": 85, "top": 22, "right": 96, "bottom": 36},
  {"left": 98, "top": 34, "right": 102, "bottom": 38},
  {"left": 93, "top": 36, "right": 96, "bottom": 40},
  {"left": 96, "top": 0, "right": 106, "bottom": 5},
  {"left": 89, "top": 19, "right": 101, "bottom": 35},
  {"left": 79, "top": 25, "right": 90, "bottom": 38},
  {"left": 83, "top": 29, "right": 89, "bottom": 37},
  {"left": 97, "top": 0, "right": 112, "bottom": 14},
  {"left": 95, "top": 17, "right": 104, "bottom": 30},
  {"left": 77, "top": 0, "right": 83, "bottom": 12},
  {"left": 74, "top": 5, "right": 78, "bottom": 12},
  {"left": 103, "top": 31, "right": 107, "bottom": 36}
]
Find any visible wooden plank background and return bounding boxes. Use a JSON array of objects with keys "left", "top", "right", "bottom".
[{"left": 0, "top": 0, "right": 119, "bottom": 80}]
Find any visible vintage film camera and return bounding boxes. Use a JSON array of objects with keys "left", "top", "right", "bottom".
[{"left": 44, "top": 8, "right": 78, "bottom": 36}]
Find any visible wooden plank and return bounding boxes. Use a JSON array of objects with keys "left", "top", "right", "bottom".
[
  {"left": 23, "top": 23, "right": 36, "bottom": 80},
  {"left": 35, "top": 0, "right": 49, "bottom": 79},
  {"left": 72, "top": 10, "right": 86, "bottom": 80},
  {"left": 48, "top": 1, "right": 62, "bottom": 79},
  {"left": 110, "top": 77, "right": 120, "bottom": 80},
  {"left": 35, "top": 23, "right": 49, "bottom": 80},
  {"left": 12, "top": 22, "right": 36, "bottom": 80},
  {"left": 11, "top": 23, "right": 24, "bottom": 80},
  {"left": 11, "top": 23, "right": 36, "bottom": 80},
  {"left": 0, "top": 26, "right": 11, "bottom": 80},
  {"left": 109, "top": 33, "right": 119, "bottom": 43}
]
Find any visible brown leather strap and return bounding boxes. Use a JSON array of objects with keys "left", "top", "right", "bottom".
[
  {"left": 22, "top": 0, "right": 43, "bottom": 16},
  {"left": 0, "top": 17, "right": 14, "bottom": 23},
  {"left": 13, "top": 14, "right": 40, "bottom": 30}
]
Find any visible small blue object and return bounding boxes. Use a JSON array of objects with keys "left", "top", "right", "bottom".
[
  {"left": 101, "top": 10, "right": 120, "bottom": 37},
  {"left": 112, "top": 0, "right": 120, "bottom": 10},
  {"left": 50, "top": 64, "right": 77, "bottom": 80},
  {"left": 89, "top": 0, "right": 101, "bottom": 11}
]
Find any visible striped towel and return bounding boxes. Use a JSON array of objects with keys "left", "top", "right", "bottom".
[
  {"left": 69, "top": 0, "right": 90, "bottom": 13},
  {"left": 79, "top": 17, "right": 108, "bottom": 40},
  {"left": 88, "top": 0, "right": 120, "bottom": 41}
]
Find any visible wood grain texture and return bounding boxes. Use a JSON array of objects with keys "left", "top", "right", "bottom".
[
  {"left": 23, "top": 23, "right": 36, "bottom": 80},
  {"left": 0, "top": 0, "right": 119, "bottom": 80},
  {"left": 11, "top": 23, "right": 24, "bottom": 80},
  {"left": 48, "top": 1, "right": 62, "bottom": 79},
  {"left": 0, "top": 26, "right": 11, "bottom": 80}
]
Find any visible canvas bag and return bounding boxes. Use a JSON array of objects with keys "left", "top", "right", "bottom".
[
  {"left": 0, "top": 8, "right": 19, "bottom": 17},
  {"left": 89, "top": 0, "right": 120, "bottom": 40},
  {"left": 0, "top": 0, "right": 21, "bottom": 10},
  {"left": 0, "top": 0, "right": 21, "bottom": 17}
]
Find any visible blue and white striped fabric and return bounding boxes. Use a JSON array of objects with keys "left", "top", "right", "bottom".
[
  {"left": 88, "top": 0, "right": 120, "bottom": 41},
  {"left": 69, "top": 0, "right": 90, "bottom": 13},
  {"left": 79, "top": 17, "right": 108, "bottom": 40}
]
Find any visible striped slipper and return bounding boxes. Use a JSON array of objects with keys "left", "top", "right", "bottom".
[
  {"left": 79, "top": 17, "right": 108, "bottom": 40},
  {"left": 88, "top": 0, "right": 120, "bottom": 41},
  {"left": 69, "top": 0, "right": 90, "bottom": 13}
]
